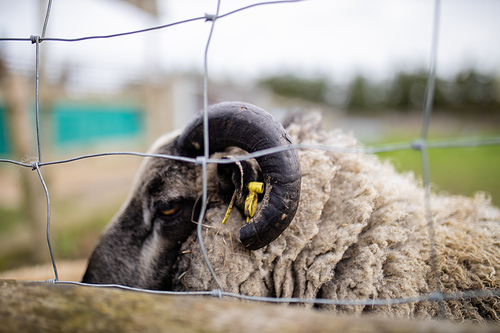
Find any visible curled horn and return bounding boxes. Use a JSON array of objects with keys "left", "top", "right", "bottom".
[{"left": 176, "top": 102, "right": 301, "bottom": 250}]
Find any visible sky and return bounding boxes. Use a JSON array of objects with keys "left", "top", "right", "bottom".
[{"left": 0, "top": 0, "right": 499, "bottom": 93}]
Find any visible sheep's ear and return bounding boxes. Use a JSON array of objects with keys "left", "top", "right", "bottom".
[{"left": 216, "top": 158, "right": 263, "bottom": 208}]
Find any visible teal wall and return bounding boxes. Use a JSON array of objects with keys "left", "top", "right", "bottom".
[
  {"left": 52, "top": 102, "right": 144, "bottom": 148},
  {"left": 0, "top": 101, "right": 144, "bottom": 156},
  {"left": 0, "top": 104, "right": 10, "bottom": 155}
]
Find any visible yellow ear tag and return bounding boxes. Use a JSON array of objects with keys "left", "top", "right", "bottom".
[{"left": 244, "top": 182, "right": 264, "bottom": 223}]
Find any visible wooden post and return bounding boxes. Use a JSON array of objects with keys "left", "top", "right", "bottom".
[
  {"left": 0, "top": 280, "right": 495, "bottom": 333},
  {"left": 2, "top": 70, "right": 48, "bottom": 264}
]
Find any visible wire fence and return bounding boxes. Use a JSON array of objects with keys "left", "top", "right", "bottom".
[{"left": 1, "top": 0, "right": 500, "bottom": 318}]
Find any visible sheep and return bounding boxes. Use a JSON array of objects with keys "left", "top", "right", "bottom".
[
  {"left": 83, "top": 101, "right": 500, "bottom": 323},
  {"left": 82, "top": 102, "right": 301, "bottom": 289}
]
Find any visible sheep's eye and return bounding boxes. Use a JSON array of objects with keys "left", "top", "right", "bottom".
[{"left": 160, "top": 203, "right": 180, "bottom": 216}]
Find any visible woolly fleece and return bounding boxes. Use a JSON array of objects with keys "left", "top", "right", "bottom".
[{"left": 173, "top": 113, "right": 500, "bottom": 323}]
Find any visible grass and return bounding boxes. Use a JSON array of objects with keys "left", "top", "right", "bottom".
[
  {"left": 0, "top": 198, "right": 116, "bottom": 272},
  {"left": 0, "top": 207, "right": 23, "bottom": 234},
  {"left": 53, "top": 205, "right": 112, "bottom": 260},
  {"left": 376, "top": 144, "right": 500, "bottom": 207}
]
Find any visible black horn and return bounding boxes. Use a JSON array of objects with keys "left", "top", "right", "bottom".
[{"left": 176, "top": 102, "right": 301, "bottom": 250}]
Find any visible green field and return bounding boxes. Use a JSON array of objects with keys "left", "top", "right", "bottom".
[{"left": 376, "top": 144, "right": 500, "bottom": 207}]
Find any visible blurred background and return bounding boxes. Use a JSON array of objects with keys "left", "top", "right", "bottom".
[{"left": 0, "top": 0, "right": 499, "bottom": 276}]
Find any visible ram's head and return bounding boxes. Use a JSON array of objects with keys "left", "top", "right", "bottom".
[{"left": 82, "top": 102, "right": 301, "bottom": 290}]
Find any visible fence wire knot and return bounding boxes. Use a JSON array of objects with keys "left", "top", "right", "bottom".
[
  {"left": 427, "top": 291, "right": 445, "bottom": 302},
  {"left": 411, "top": 139, "right": 426, "bottom": 151},
  {"left": 205, "top": 13, "right": 218, "bottom": 21},
  {"left": 196, "top": 156, "right": 207, "bottom": 165},
  {"left": 211, "top": 289, "right": 223, "bottom": 299},
  {"left": 31, "top": 161, "right": 39, "bottom": 171},
  {"left": 30, "top": 35, "right": 41, "bottom": 44}
]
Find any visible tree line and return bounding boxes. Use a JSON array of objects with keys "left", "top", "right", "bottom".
[{"left": 259, "top": 69, "right": 500, "bottom": 115}]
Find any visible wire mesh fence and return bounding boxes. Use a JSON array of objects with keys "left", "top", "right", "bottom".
[{"left": 1, "top": 0, "right": 500, "bottom": 318}]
